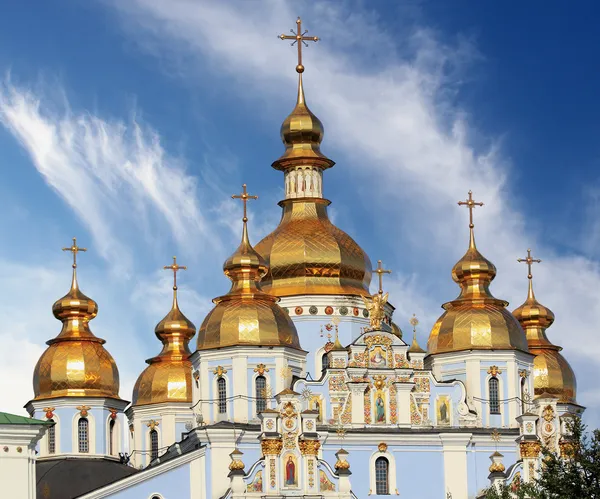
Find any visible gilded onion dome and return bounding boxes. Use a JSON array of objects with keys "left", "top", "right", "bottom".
[
  {"left": 428, "top": 193, "right": 529, "bottom": 354},
  {"left": 132, "top": 258, "right": 196, "bottom": 406},
  {"left": 197, "top": 186, "right": 302, "bottom": 351},
  {"left": 512, "top": 251, "right": 577, "bottom": 404},
  {"left": 254, "top": 64, "right": 371, "bottom": 297},
  {"left": 32, "top": 239, "right": 122, "bottom": 401}
]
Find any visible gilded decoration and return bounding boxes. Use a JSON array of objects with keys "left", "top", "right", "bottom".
[
  {"left": 378, "top": 442, "right": 388, "bottom": 452},
  {"left": 364, "top": 335, "right": 393, "bottom": 349},
  {"left": 308, "top": 458, "right": 315, "bottom": 488},
  {"left": 329, "top": 374, "right": 346, "bottom": 392},
  {"left": 394, "top": 353, "right": 409, "bottom": 368},
  {"left": 489, "top": 461, "right": 506, "bottom": 473},
  {"left": 284, "top": 432, "right": 297, "bottom": 450},
  {"left": 373, "top": 375, "right": 387, "bottom": 390},
  {"left": 491, "top": 429, "right": 501, "bottom": 442},
  {"left": 109, "top": 408, "right": 117, "bottom": 420},
  {"left": 254, "top": 363, "right": 270, "bottom": 375},
  {"left": 213, "top": 366, "right": 227, "bottom": 377},
  {"left": 427, "top": 192, "right": 529, "bottom": 355},
  {"left": 363, "top": 292, "right": 388, "bottom": 331},
  {"left": 559, "top": 440, "right": 576, "bottom": 458},
  {"left": 33, "top": 238, "right": 122, "bottom": 401},
  {"left": 229, "top": 449, "right": 245, "bottom": 471},
  {"left": 519, "top": 369, "right": 529, "bottom": 379},
  {"left": 146, "top": 420, "right": 159, "bottom": 430},
  {"left": 299, "top": 439, "right": 321, "bottom": 455},
  {"left": 270, "top": 458, "right": 276, "bottom": 488},
  {"left": 487, "top": 366, "right": 502, "bottom": 377},
  {"left": 414, "top": 376, "right": 430, "bottom": 393},
  {"left": 520, "top": 440, "right": 541, "bottom": 458},
  {"left": 364, "top": 388, "right": 372, "bottom": 424},
  {"left": 542, "top": 405, "right": 555, "bottom": 422},
  {"left": 335, "top": 454, "right": 350, "bottom": 470},
  {"left": 76, "top": 405, "right": 91, "bottom": 417},
  {"left": 320, "top": 470, "right": 335, "bottom": 491},
  {"left": 261, "top": 439, "right": 283, "bottom": 456},
  {"left": 43, "top": 407, "right": 55, "bottom": 419}
]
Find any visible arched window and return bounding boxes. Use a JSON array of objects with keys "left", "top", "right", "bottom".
[
  {"left": 109, "top": 419, "right": 115, "bottom": 455},
  {"left": 322, "top": 352, "right": 330, "bottom": 371},
  {"left": 489, "top": 377, "right": 500, "bottom": 414},
  {"left": 47, "top": 419, "right": 55, "bottom": 454},
  {"left": 150, "top": 429, "right": 159, "bottom": 460},
  {"left": 217, "top": 377, "right": 227, "bottom": 414},
  {"left": 255, "top": 376, "right": 267, "bottom": 413},
  {"left": 375, "top": 456, "right": 389, "bottom": 495},
  {"left": 78, "top": 418, "right": 89, "bottom": 453}
]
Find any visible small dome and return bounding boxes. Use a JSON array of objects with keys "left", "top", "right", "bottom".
[
  {"left": 197, "top": 210, "right": 302, "bottom": 351},
  {"left": 133, "top": 280, "right": 196, "bottom": 406},
  {"left": 391, "top": 322, "right": 403, "bottom": 339},
  {"left": 33, "top": 267, "right": 121, "bottom": 401},
  {"left": 428, "top": 225, "right": 528, "bottom": 354},
  {"left": 513, "top": 273, "right": 577, "bottom": 404}
]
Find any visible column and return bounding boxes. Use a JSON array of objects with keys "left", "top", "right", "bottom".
[
  {"left": 232, "top": 356, "right": 247, "bottom": 422},
  {"left": 394, "top": 382, "right": 414, "bottom": 426},
  {"left": 349, "top": 383, "right": 368, "bottom": 425},
  {"left": 440, "top": 433, "right": 471, "bottom": 499}
]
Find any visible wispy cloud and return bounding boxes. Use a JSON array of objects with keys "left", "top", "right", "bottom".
[
  {"left": 0, "top": 75, "right": 222, "bottom": 271},
  {"left": 110, "top": 0, "right": 600, "bottom": 418}
]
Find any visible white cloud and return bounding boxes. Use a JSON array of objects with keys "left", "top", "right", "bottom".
[
  {"left": 0, "top": 76, "right": 223, "bottom": 272},
  {"left": 110, "top": 0, "right": 600, "bottom": 419}
]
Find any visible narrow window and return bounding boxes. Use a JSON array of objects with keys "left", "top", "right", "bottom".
[
  {"left": 109, "top": 419, "right": 115, "bottom": 455},
  {"left": 489, "top": 377, "right": 500, "bottom": 414},
  {"left": 217, "top": 377, "right": 227, "bottom": 414},
  {"left": 375, "top": 456, "right": 389, "bottom": 495},
  {"left": 322, "top": 352, "right": 330, "bottom": 371},
  {"left": 256, "top": 376, "right": 267, "bottom": 413},
  {"left": 78, "top": 418, "right": 89, "bottom": 453},
  {"left": 150, "top": 429, "right": 159, "bottom": 460},
  {"left": 47, "top": 419, "right": 55, "bottom": 454},
  {"left": 520, "top": 378, "right": 526, "bottom": 414}
]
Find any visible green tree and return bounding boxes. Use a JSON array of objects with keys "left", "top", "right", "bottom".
[{"left": 484, "top": 417, "right": 600, "bottom": 499}]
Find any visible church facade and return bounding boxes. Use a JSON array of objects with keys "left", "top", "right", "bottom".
[{"left": 2, "top": 17, "right": 582, "bottom": 499}]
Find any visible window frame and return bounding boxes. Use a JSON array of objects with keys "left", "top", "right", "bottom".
[
  {"left": 78, "top": 417, "right": 89, "bottom": 453},
  {"left": 375, "top": 456, "right": 390, "bottom": 495},
  {"left": 489, "top": 376, "right": 500, "bottom": 414}
]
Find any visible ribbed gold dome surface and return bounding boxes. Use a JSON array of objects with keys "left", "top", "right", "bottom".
[
  {"left": 33, "top": 250, "right": 121, "bottom": 401},
  {"left": 197, "top": 203, "right": 302, "bottom": 351},
  {"left": 255, "top": 198, "right": 372, "bottom": 297},
  {"left": 513, "top": 265, "right": 577, "bottom": 404},
  {"left": 133, "top": 259, "right": 196, "bottom": 406},
  {"left": 428, "top": 212, "right": 528, "bottom": 354}
]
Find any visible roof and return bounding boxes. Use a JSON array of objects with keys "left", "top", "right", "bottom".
[
  {"left": 37, "top": 457, "right": 138, "bottom": 499},
  {"left": 0, "top": 412, "right": 50, "bottom": 425}
]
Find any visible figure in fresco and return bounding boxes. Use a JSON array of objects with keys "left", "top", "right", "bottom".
[
  {"left": 247, "top": 470, "right": 263, "bottom": 492},
  {"left": 370, "top": 346, "right": 386, "bottom": 367},
  {"left": 375, "top": 393, "right": 385, "bottom": 422},
  {"left": 285, "top": 455, "right": 296, "bottom": 486},
  {"left": 437, "top": 396, "right": 450, "bottom": 424},
  {"left": 315, "top": 400, "right": 321, "bottom": 422}
]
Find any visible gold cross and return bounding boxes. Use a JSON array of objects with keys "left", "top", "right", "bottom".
[
  {"left": 164, "top": 256, "right": 186, "bottom": 290},
  {"left": 517, "top": 248, "right": 541, "bottom": 279},
  {"left": 458, "top": 190, "right": 484, "bottom": 228},
  {"left": 373, "top": 260, "right": 391, "bottom": 294},
  {"left": 279, "top": 17, "right": 319, "bottom": 73},
  {"left": 232, "top": 184, "right": 258, "bottom": 222},
  {"left": 62, "top": 237, "right": 87, "bottom": 268}
]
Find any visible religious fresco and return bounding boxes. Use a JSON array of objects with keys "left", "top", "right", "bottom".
[
  {"left": 246, "top": 470, "right": 263, "bottom": 492},
  {"left": 309, "top": 395, "right": 324, "bottom": 422},
  {"left": 283, "top": 453, "right": 299, "bottom": 487},
  {"left": 369, "top": 346, "right": 386, "bottom": 367},
  {"left": 374, "top": 390, "right": 386, "bottom": 423},
  {"left": 437, "top": 395, "right": 451, "bottom": 425},
  {"left": 319, "top": 470, "right": 336, "bottom": 491}
]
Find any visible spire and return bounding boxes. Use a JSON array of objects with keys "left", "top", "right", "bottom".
[
  {"left": 517, "top": 248, "right": 542, "bottom": 302},
  {"left": 273, "top": 17, "right": 334, "bottom": 172},
  {"left": 451, "top": 190, "right": 500, "bottom": 303},
  {"left": 408, "top": 314, "right": 425, "bottom": 353}
]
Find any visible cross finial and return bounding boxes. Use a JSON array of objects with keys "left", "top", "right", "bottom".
[
  {"left": 62, "top": 237, "right": 87, "bottom": 268},
  {"left": 164, "top": 256, "right": 187, "bottom": 290},
  {"left": 232, "top": 184, "right": 258, "bottom": 223},
  {"left": 458, "top": 190, "right": 484, "bottom": 229},
  {"left": 517, "top": 248, "right": 541, "bottom": 280},
  {"left": 373, "top": 260, "right": 391, "bottom": 294},
  {"left": 279, "top": 17, "right": 319, "bottom": 73}
]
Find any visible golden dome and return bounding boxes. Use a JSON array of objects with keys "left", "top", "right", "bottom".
[
  {"left": 428, "top": 196, "right": 528, "bottom": 355},
  {"left": 33, "top": 240, "right": 122, "bottom": 401},
  {"left": 197, "top": 191, "right": 302, "bottom": 351},
  {"left": 133, "top": 257, "right": 196, "bottom": 406},
  {"left": 255, "top": 73, "right": 371, "bottom": 297},
  {"left": 512, "top": 254, "right": 577, "bottom": 404},
  {"left": 391, "top": 322, "right": 403, "bottom": 339}
]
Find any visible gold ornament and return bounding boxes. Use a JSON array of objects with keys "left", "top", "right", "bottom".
[
  {"left": 520, "top": 440, "right": 541, "bottom": 458},
  {"left": 490, "top": 429, "right": 501, "bottom": 442},
  {"left": 299, "top": 439, "right": 321, "bottom": 456},
  {"left": 254, "top": 363, "right": 270, "bottom": 375},
  {"left": 519, "top": 369, "right": 529, "bottom": 379},
  {"left": 261, "top": 439, "right": 283, "bottom": 456},
  {"left": 213, "top": 366, "right": 228, "bottom": 377},
  {"left": 229, "top": 448, "right": 245, "bottom": 471},
  {"left": 378, "top": 442, "right": 388, "bottom": 452},
  {"left": 487, "top": 366, "right": 502, "bottom": 377},
  {"left": 76, "top": 406, "right": 91, "bottom": 418},
  {"left": 363, "top": 292, "right": 388, "bottom": 331},
  {"left": 146, "top": 420, "right": 159, "bottom": 430},
  {"left": 489, "top": 461, "right": 506, "bottom": 473},
  {"left": 543, "top": 405, "right": 555, "bottom": 422}
]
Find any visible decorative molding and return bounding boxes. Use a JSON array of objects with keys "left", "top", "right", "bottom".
[
  {"left": 261, "top": 439, "right": 283, "bottom": 456},
  {"left": 212, "top": 366, "right": 227, "bottom": 377},
  {"left": 254, "top": 363, "right": 270, "bottom": 376},
  {"left": 76, "top": 405, "right": 91, "bottom": 417},
  {"left": 146, "top": 420, "right": 159, "bottom": 430},
  {"left": 378, "top": 442, "right": 388, "bottom": 452},
  {"left": 487, "top": 366, "right": 502, "bottom": 377}
]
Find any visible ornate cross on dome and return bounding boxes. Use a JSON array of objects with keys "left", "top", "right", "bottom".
[
  {"left": 373, "top": 259, "right": 391, "bottom": 294},
  {"left": 458, "top": 190, "right": 484, "bottom": 228},
  {"left": 62, "top": 237, "right": 87, "bottom": 268},
  {"left": 517, "top": 248, "right": 541, "bottom": 279},
  {"left": 279, "top": 17, "right": 319, "bottom": 73},
  {"left": 232, "top": 184, "right": 258, "bottom": 222},
  {"left": 164, "top": 256, "right": 186, "bottom": 290}
]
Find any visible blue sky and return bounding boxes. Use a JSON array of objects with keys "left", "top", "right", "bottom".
[{"left": 0, "top": 0, "right": 599, "bottom": 429}]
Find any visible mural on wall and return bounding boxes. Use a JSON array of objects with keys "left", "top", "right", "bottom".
[
  {"left": 369, "top": 346, "right": 386, "bottom": 367},
  {"left": 374, "top": 390, "right": 386, "bottom": 423},
  {"left": 309, "top": 395, "right": 323, "bottom": 422},
  {"left": 437, "top": 395, "right": 451, "bottom": 425},
  {"left": 319, "top": 470, "right": 336, "bottom": 491},
  {"left": 283, "top": 453, "right": 298, "bottom": 487},
  {"left": 247, "top": 470, "right": 263, "bottom": 492}
]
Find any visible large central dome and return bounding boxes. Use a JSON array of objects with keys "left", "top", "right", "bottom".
[{"left": 255, "top": 72, "right": 372, "bottom": 297}]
